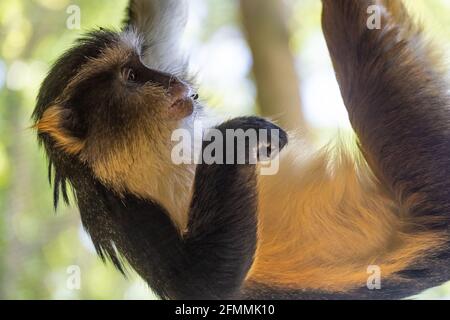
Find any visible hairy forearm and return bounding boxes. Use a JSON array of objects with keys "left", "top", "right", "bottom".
[{"left": 99, "top": 117, "right": 286, "bottom": 300}]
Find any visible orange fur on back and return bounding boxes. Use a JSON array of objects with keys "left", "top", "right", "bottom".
[{"left": 248, "top": 136, "right": 446, "bottom": 291}]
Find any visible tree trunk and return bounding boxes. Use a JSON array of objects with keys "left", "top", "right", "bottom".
[{"left": 240, "top": 0, "right": 308, "bottom": 133}]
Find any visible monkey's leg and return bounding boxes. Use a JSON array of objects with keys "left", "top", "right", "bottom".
[
  {"left": 86, "top": 117, "right": 287, "bottom": 300},
  {"left": 322, "top": 0, "right": 450, "bottom": 287}
]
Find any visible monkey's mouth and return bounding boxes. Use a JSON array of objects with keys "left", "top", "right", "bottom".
[
  {"left": 168, "top": 81, "right": 196, "bottom": 120},
  {"left": 169, "top": 97, "right": 194, "bottom": 120}
]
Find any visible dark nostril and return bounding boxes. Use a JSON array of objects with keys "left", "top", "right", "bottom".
[{"left": 191, "top": 93, "right": 199, "bottom": 100}]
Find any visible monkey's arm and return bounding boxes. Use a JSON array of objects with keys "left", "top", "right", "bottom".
[
  {"left": 125, "top": 0, "right": 188, "bottom": 71},
  {"left": 80, "top": 117, "right": 286, "bottom": 300},
  {"left": 322, "top": 0, "right": 450, "bottom": 231}
]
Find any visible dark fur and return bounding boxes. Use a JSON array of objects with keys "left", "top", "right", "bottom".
[
  {"left": 35, "top": 68, "right": 288, "bottom": 300},
  {"left": 70, "top": 122, "right": 267, "bottom": 299},
  {"left": 33, "top": 0, "right": 450, "bottom": 300},
  {"left": 33, "top": 30, "right": 121, "bottom": 208},
  {"left": 317, "top": 0, "right": 450, "bottom": 298}
]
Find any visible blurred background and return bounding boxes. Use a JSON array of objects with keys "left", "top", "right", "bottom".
[{"left": 1, "top": 0, "right": 450, "bottom": 299}]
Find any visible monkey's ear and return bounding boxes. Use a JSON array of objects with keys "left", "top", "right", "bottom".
[{"left": 35, "top": 105, "right": 86, "bottom": 155}]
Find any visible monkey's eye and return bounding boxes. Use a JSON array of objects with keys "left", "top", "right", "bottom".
[{"left": 122, "top": 67, "right": 136, "bottom": 82}]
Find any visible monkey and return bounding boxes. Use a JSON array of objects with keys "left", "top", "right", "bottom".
[{"left": 32, "top": 0, "right": 450, "bottom": 300}]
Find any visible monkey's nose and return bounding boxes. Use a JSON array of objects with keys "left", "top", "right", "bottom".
[
  {"left": 167, "top": 78, "right": 194, "bottom": 121},
  {"left": 167, "top": 78, "right": 190, "bottom": 99}
]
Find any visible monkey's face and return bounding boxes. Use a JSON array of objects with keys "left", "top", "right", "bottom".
[{"left": 34, "top": 30, "right": 197, "bottom": 197}]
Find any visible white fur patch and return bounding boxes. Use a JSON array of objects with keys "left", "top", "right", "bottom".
[
  {"left": 127, "top": 0, "right": 189, "bottom": 73},
  {"left": 120, "top": 28, "right": 144, "bottom": 56}
]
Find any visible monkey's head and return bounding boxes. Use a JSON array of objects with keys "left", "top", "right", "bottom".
[{"left": 33, "top": 29, "right": 198, "bottom": 206}]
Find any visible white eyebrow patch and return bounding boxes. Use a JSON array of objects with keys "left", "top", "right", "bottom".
[{"left": 120, "top": 28, "right": 144, "bottom": 57}]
